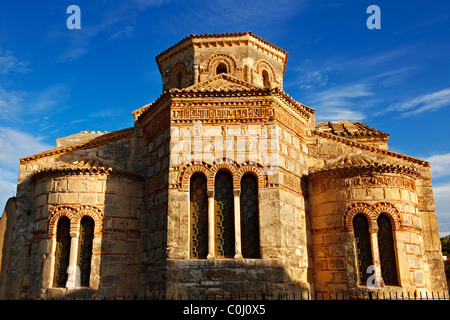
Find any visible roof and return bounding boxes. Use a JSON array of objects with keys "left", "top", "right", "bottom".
[
  {"left": 20, "top": 127, "right": 134, "bottom": 163},
  {"left": 315, "top": 120, "right": 389, "bottom": 138},
  {"left": 156, "top": 31, "right": 287, "bottom": 60}
]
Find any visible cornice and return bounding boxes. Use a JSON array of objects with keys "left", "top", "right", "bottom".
[
  {"left": 133, "top": 86, "right": 314, "bottom": 122},
  {"left": 30, "top": 159, "right": 144, "bottom": 182},
  {"left": 20, "top": 127, "right": 134, "bottom": 164},
  {"left": 307, "top": 162, "right": 421, "bottom": 180},
  {"left": 313, "top": 130, "right": 430, "bottom": 168}
]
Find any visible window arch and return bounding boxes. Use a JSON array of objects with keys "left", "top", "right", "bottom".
[
  {"left": 353, "top": 214, "right": 373, "bottom": 285},
  {"left": 214, "top": 171, "right": 235, "bottom": 258},
  {"left": 240, "top": 174, "right": 260, "bottom": 258},
  {"left": 190, "top": 173, "right": 208, "bottom": 259},
  {"left": 78, "top": 216, "right": 94, "bottom": 287},
  {"left": 377, "top": 214, "right": 399, "bottom": 285},
  {"left": 54, "top": 217, "right": 71, "bottom": 287}
]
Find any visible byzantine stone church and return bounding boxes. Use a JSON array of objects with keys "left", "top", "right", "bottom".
[{"left": 0, "top": 32, "right": 447, "bottom": 299}]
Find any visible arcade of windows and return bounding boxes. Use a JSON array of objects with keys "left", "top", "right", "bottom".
[
  {"left": 189, "top": 171, "right": 260, "bottom": 259},
  {"left": 353, "top": 213, "right": 399, "bottom": 286},
  {"left": 53, "top": 215, "right": 95, "bottom": 288}
]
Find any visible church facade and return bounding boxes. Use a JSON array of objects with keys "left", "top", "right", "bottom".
[{"left": 0, "top": 32, "right": 447, "bottom": 299}]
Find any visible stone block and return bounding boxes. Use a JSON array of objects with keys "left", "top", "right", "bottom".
[{"left": 316, "top": 271, "right": 333, "bottom": 283}]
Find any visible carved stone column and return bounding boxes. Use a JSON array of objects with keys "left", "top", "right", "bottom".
[
  {"left": 369, "top": 226, "right": 383, "bottom": 287},
  {"left": 207, "top": 190, "right": 215, "bottom": 259},
  {"left": 65, "top": 231, "right": 80, "bottom": 289},
  {"left": 193, "top": 65, "right": 199, "bottom": 85},
  {"left": 233, "top": 189, "right": 243, "bottom": 259}
]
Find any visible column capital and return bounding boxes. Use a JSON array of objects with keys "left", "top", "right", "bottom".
[{"left": 70, "top": 231, "right": 80, "bottom": 238}]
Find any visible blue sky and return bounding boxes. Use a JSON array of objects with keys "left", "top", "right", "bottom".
[{"left": 1, "top": 1, "right": 449, "bottom": 235}]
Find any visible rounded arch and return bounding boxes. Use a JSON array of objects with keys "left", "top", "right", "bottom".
[
  {"left": 47, "top": 205, "right": 103, "bottom": 237},
  {"left": 343, "top": 202, "right": 376, "bottom": 232},
  {"left": 256, "top": 60, "right": 276, "bottom": 85},
  {"left": 343, "top": 202, "right": 401, "bottom": 232},
  {"left": 206, "top": 53, "right": 237, "bottom": 75},
  {"left": 208, "top": 161, "right": 239, "bottom": 190},
  {"left": 47, "top": 206, "right": 77, "bottom": 237},
  {"left": 179, "top": 163, "right": 212, "bottom": 191},
  {"left": 168, "top": 61, "right": 188, "bottom": 89},
  {"left": 72, "top": 205, "right": 104, "bottom": 235},
  {"left": 236, "top": 165, "right": 266, "bottom": 190},
  {"left": 372, "top": 202, "right": 402, "bottom": 230}
]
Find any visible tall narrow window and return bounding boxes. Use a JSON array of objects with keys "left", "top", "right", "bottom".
[
  {"left": 176, "top": 71, "right": 183, "bottom": 88},
  {"left": 54, "top": 217, "right": 71, "bottom": 287},
  {"left": 214, "top": 171, "right": 235, "bottom": 258},
  {"left": 190, "top": 174, "right": 208, "bottom": 259},
  {"left": 78, "top": 216, "right": 94, "bottom": 287},
  {"left": 353, "top": 214, "right": 373, "bottom": 285},
  {"left": 240, "top": 174, "right": 260, "bottom": 258},
  {"left": 377, "top": 214, "right": 399, "bottom": 285},
  {"left": 262, "top": 70, "right": 270, "bottom": 87}
]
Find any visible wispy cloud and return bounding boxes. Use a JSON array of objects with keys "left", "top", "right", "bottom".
[
  {"left": 394, "top": 88, "right": 450, "bottom": 117},
  {"left": 0, "top": 85, "right": 23, "bottom": 121},
  {"left": 293, "top": 46, "right": 420, "bottom": 121},
  {"left": 175, "top": 0, "right": 306, "bottom": 30},
  {"left": 0, "top": 127, "right": 52, "bottom": 169},
  {"left": 0, "top": 127, "right": 53, "bottom": 211},
  {"left": 0, "top": 83, "right": 70, "bottom": 126},
  {"left": 304, "top": 83, "right": 373, "bottom": 121},
  {"left": 0, "top": 47, "right": 31, "bottom": 75},
  {"left": 433, "top": 182, "right": 450, "bottom": 236},
  {"left": 426, "top": 152, "right": 450, "bottom": 179},
  {"left": 57, "top": 0, "right": 173, "bottom": 62},
  {"left": 424, "top": 153, "right": 450, "bottom": 235}
]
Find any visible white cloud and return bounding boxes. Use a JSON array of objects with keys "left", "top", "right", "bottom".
[
  {"left": 426, "top": 153, "right": 450, "bottom": 179},
  {"left": 396, "top": 88, "right": 450, "bottom": 116},
  {"left": 423, "top": 152, "right": 450, "bottom": 235},
  {"left": 306, "top": 84, "right": 372, "bottom": 121},
  {"left": 0, "top": 127, "right": 52, "bottom": 169},
  {"left": 0, "top": 85, "right": 23, "bottom": 121},
  {"left": 0, "top": 127, "right": 52, "bottom": 214},
  {"left": 433, "top": 183, "right": 450, "bottom": 236}
]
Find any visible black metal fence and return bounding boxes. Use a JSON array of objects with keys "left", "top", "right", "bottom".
[{"left": 38, "top": 290, "right": 450, "bottom": 300}]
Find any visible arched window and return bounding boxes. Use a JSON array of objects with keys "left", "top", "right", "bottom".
[
  {"left": 216, "top": 63, "right": 228, "bottom": 75},
  {"left": 353, "top": 214, "right": 373, "bottom": 285},
  {"left": 190, "top": 174, "right": 208, "bottom": 259},
  {"left": 377, "top": 214, "right": 398, "bottom": 285},
  {"left": 240, "top": 174, "right": 260, "bottom": 258},
  {"left": 78, "top": 216, "right": 94, "bottom": 287},
  {"left": 214, "top": 171, "right": 235, "bottom": 258},
  {"left": 54, "top": 217, "right": 71, "bottom": 287},
  {"left": 262, "top": 70, "right": 270, "bottom": 87}
]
